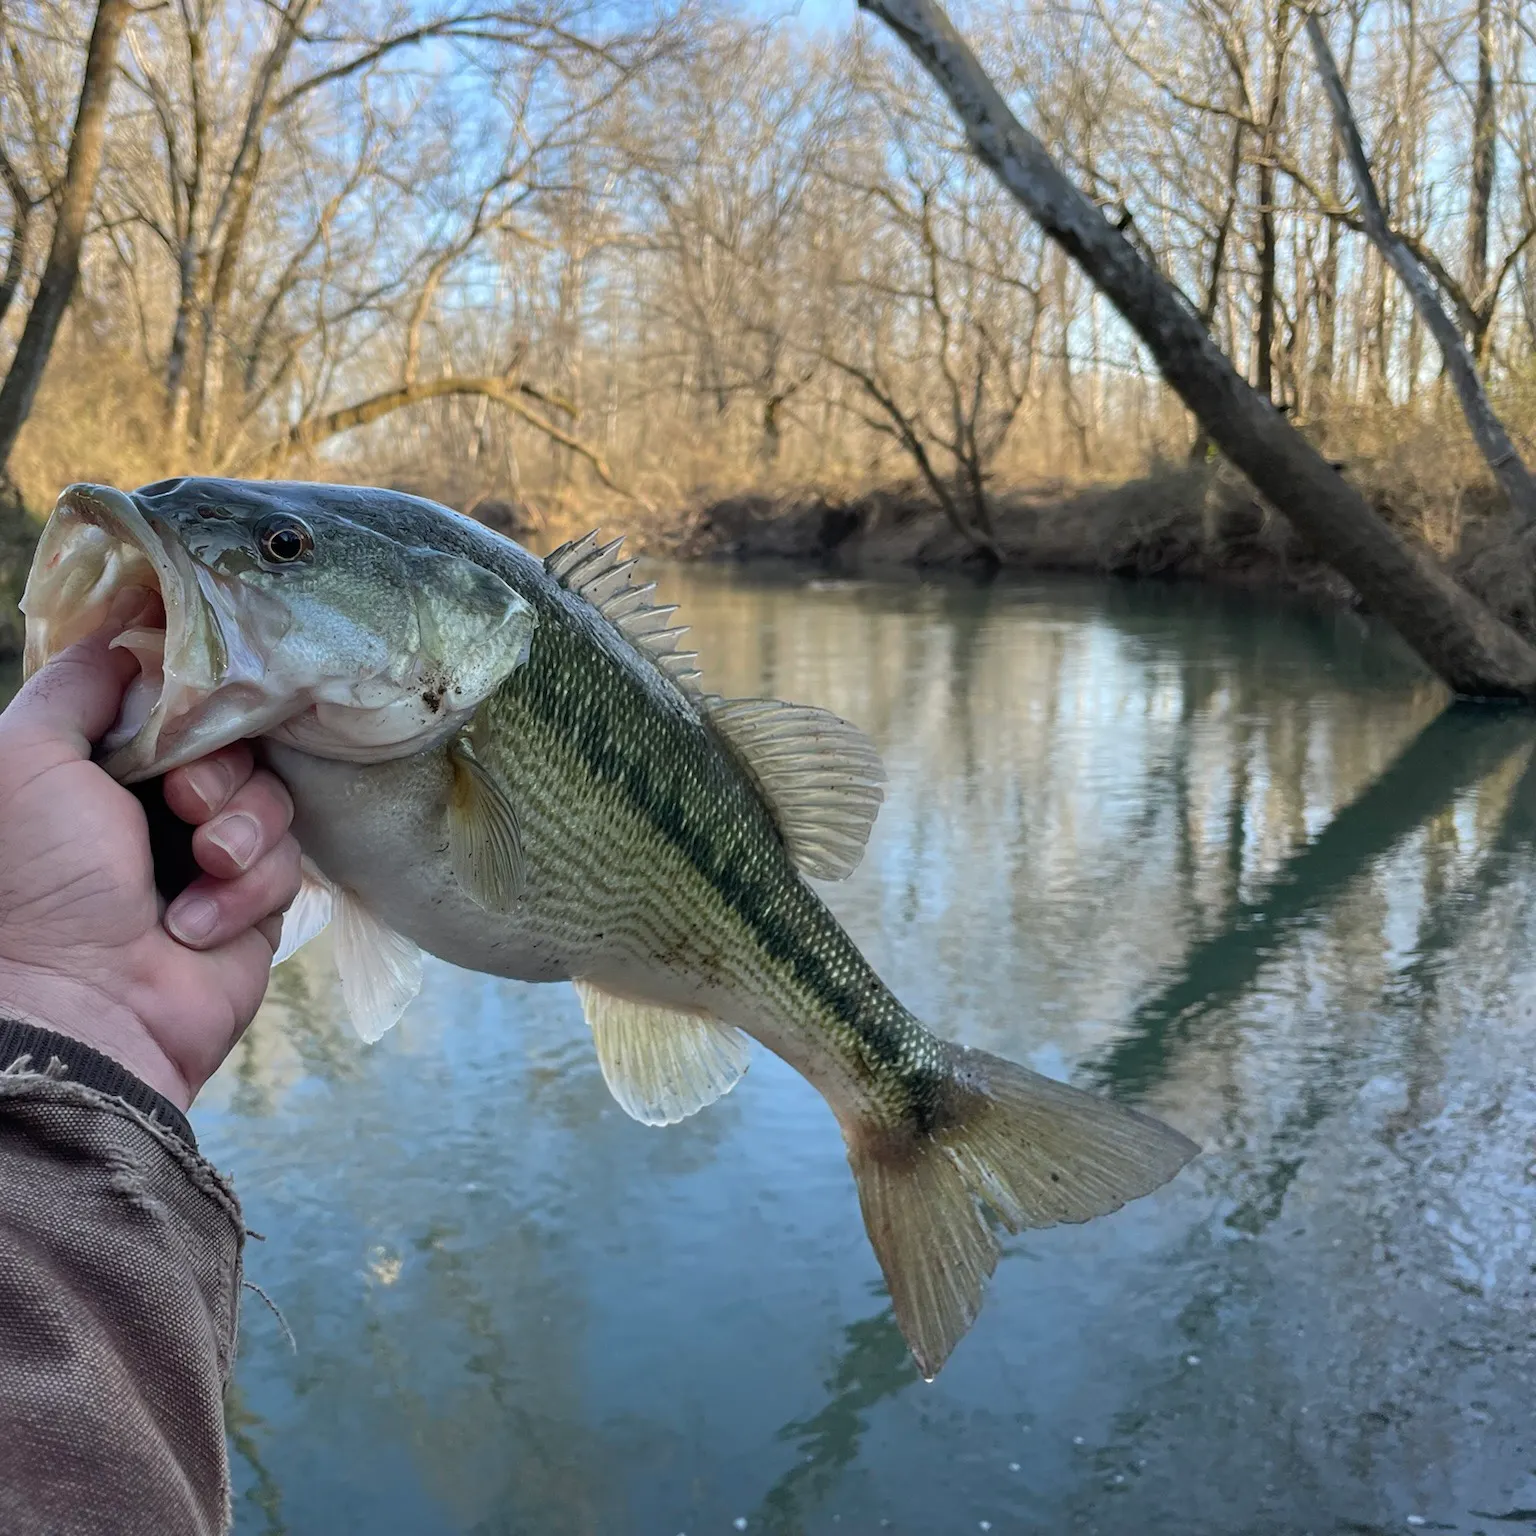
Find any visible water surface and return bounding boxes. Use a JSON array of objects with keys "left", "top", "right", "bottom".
[{"left": 200, "top": 566, "right": 1536, "bottom": 1535}]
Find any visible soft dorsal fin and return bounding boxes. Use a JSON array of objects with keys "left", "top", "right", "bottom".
[
  {"left": 705, "top": 696, "right": 886, "bottom": 881},
  {"left": 545, "top": 530, "right": 702, "bottom": 693},
  {"left": 572, "top": 979, "right": 750, "bottom": 1126}
]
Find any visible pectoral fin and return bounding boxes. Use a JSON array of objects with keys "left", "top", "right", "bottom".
[
  {"left": 266, "top": 854, "right": 419, "bottom": 1042},
  {"left": 573, "top": 979, "right": 750, "bottom": 1126},
  {"left": 446, "top": 733, "right": 524, "bottom": 913},
  {"left": 271, "top": 857, "right": 336, "bottom": 967},
  {"left": 333, "top": 891, "right": 423, "bottom": 1043}
]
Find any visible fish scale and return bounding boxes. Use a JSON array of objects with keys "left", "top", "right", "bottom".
[
  {"left": 472, "top": 597, "right": 924, "bottom": 1119},
  {"left": 22, "top": 475, "right": 1199, "bottom": 1378}
]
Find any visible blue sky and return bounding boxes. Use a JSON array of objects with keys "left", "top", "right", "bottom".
[{"left": 742, "top": 0, "right": 855, "bottom": 33}]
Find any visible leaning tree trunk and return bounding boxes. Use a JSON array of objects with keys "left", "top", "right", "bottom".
[
  {"left": 0, "top": 0, "right": 133, "bottom": 472},
  {"left": 857, "top": 0, "right": 1536, "bottom": 701}
]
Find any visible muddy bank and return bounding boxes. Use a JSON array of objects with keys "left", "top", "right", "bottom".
[
  {"left": 4, "top": 464, "right": 1525, "bottom": 664},
  {"left": 658, "top": 466, "right": 1359, "bottom": 602}
]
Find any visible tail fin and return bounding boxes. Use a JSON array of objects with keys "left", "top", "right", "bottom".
[{"left": 846, "top": 1042, "right": 1197, "bottom": 1380}]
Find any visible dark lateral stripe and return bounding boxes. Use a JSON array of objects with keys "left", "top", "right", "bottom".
[{"left": 520, "top": 617, "right": 915, "bottom": 1072}]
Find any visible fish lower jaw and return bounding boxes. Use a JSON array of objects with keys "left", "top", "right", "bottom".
[{"left": 23, "top": 541, "right": 188, "bottom": 777}]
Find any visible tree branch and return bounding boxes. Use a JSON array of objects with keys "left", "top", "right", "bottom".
[
  {"left": 239, "top": 374, "right": 643, "bottom": 505},
  {"left": 856, "top": 0, "right": 1536, "bottom": 700},
  {"left": 1304, "top": 11, "right": 1536, "bottom": 529}
]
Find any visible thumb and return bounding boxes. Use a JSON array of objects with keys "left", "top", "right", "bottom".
[{"left": 2, "top": 592, "right": 146, "bottom": 755}]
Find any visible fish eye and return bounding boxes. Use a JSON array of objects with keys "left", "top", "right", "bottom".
[{"left": 256, "top": 516, "right": 314, "bottom": 566}]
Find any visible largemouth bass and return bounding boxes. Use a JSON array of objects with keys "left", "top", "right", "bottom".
[{"left": 21, "top": 477, "right": 1197, "bottom": 1377}]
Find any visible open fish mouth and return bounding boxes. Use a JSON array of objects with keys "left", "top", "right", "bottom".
[{"left": 20, "top": 483, "right": 272, "bottom": 783}]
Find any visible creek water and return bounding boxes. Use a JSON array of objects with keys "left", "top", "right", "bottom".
[{"left": 196, "top": 564, "right": 1536, "bottom": 1535}]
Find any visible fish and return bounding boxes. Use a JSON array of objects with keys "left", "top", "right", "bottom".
[{"left": 20, "top": 476, "right": 1198, "bottom": 1378}]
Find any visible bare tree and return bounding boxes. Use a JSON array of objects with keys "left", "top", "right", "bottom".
[
  {"left": 1305, "top": 10, "right": 1536, "bottom": 530},
  {"left": 0, "top": 0, "right": 132, "bottom": 473},
  {"left": 855, "top": 0, "right": 1536, "bottom": 699},
  {"left": 821, "top": 104, "right": 1043, "bottom": 558},
  {"left": 8, "top": 0, "right": 1536, "bottom": 577}
]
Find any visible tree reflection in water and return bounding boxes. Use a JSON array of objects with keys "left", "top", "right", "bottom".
[{"left": 196, "top": 568, "right": 1536, "bottom": 1536}]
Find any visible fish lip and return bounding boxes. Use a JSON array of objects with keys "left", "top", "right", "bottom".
[
  {"left": 22, "top": 483, "right": 183, "bottom": 672},
  {"left": 21, "top": 482, "right": 225, "bottom": 783}
]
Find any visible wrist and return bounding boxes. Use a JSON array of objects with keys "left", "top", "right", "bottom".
[
  {"left": 0, "top": 1016, "right": 197, "bottom": 1146},
  {"left": 0, "top": 966, "right": 193, "bottom": 1111}
]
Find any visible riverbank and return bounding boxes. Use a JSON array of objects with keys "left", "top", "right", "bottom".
[
  {"left": 4, "top": 460, "right": 1526, "bottom": 661},
  {"left": 633, "top": 461, "right": 1534, "bottom": 644},
  {"left": 657, "top": 466, "right": 1356, "bottom": 598}
]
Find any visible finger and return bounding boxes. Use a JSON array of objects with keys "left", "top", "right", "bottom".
[
  {"left": 255, "top": 912, "right": 286, "bottom": 953},
  {"left": 176, "top": 928, "right": 289, "bottom": 1091},
  {"left": 162, "top": 742, "right": 256, "bottom": 824},
  {"left": 164, "top": 834, "right": 303, "bottom": 950},
  {"left": 189, "top": 768, "right": 294, "bottom": 877},
  {"left": 1, "top": 594, "right": 147, "bottom": 753}
]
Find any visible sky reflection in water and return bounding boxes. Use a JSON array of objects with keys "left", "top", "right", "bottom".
[{"left": 197, "top": 567, "right": 1536, "bottom": 1535}]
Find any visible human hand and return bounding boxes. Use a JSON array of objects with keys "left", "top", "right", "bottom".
[{"left": 0, "top": 596, "right": 302, "bottom": 1109}]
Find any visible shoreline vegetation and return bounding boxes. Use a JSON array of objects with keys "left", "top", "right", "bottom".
[
  {"left": 4, "top": 446, "right": 1531, "bottom": 665},
  {"left": 480, "top": 449, "right": 1534, "bottom": 626},
  {"left": 9, "top": 5, "right": 1536, "bottom": 694},
  {"left": 654, "top": 467, "right": 1356, "bottom": 593}
]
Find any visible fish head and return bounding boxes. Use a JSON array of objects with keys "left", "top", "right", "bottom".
[{"left": 20, "top": 478, "right": 537, "bottom": 782}]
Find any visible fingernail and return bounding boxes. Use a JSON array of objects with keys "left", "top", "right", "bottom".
[
  {"left": 207, "top": 812, "right": 259, "bottom": 869},
  {"left": 167, "top": 896, "right": 217, "bottom": 943},
  {"left": 182, "top": 760, "right": 231, "bottom": 814}
]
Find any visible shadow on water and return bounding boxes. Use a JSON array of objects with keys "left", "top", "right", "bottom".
[
  {"left": 1089, "top": 704, "right": 1536, "bottom": 1100},
  {"left": 749, "top": 1297, "right": 919, "bottom": 1536},
  {"left": 226, "top": 948, "right": 361, "bottom": 1116},
  {"left": 739, "top": 701, "right": 1536, "bottom": 1533},
  {"left": 225, "top": 1387, "right": 288, "bottom": 1536},
  {"left": 1219, "top": 735, "right": 1536, "bottom": 1237}
]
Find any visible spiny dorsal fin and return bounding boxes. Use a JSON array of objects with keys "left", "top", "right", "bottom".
[
  {"left": 706, "top": 696, "right": 887, "bottom": 881},
  {"left": 545, "top": 529, "right": 702, "bottom": 693},
  {"left": 572, "top": 979, "right": 750, "bottom": 1126}
]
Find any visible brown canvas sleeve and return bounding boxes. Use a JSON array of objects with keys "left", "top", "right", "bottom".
[{"left": 0, "top": 1029, "right": 243, "bottom": 1536}]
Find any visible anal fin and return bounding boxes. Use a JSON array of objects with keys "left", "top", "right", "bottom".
[{"left": 573, "top": 979, "right": 750, "bottom": 1126}]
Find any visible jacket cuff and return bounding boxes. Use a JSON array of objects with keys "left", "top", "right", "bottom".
[{"left": 0, "top": 1017, "right": 196, "bottom": 1149}]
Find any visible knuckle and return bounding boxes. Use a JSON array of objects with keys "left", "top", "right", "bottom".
[
  {"left": 214, "top": 741, "right": 255, "bottom": 781},
  {"left": 259, "top": 770, "right": 296, "bottom": 820},
  {"left": 239, "top": 770, "right": 294, "bottom": 828}
]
